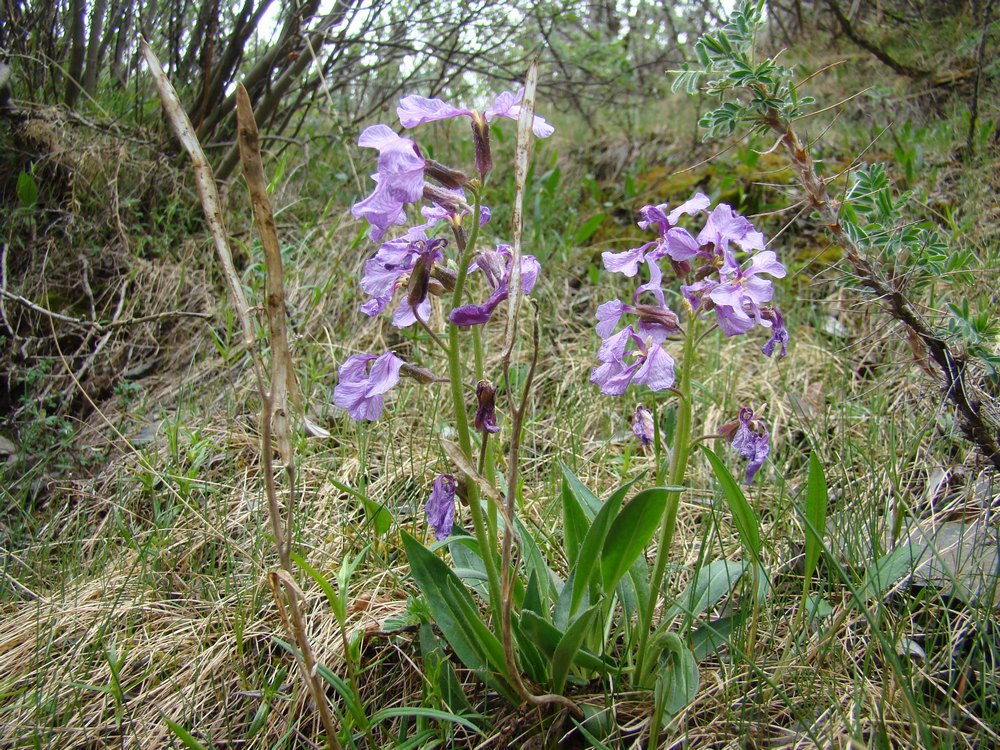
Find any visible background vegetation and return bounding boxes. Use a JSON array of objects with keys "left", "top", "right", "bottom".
[{"left": 1, "top": 0, "right": 998, "bottom": 746}]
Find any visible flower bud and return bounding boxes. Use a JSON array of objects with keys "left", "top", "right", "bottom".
[
  {"left": 399, "top": 362, "right": 440, "bottom": 384},
  {"left": 471, "top": 114, "right": 492, "bottom": 178},
  {"left": 430, "top": 264, "right": 457, "bottom": 293},
  {"left": 474, "top": 380, "right": 499, "bottom": 434},
  {"left": 635, "top": 304, "right": 681, "bottom": 333},
  {"left": 423, "top": 159, "right": 467, "bottom": 190},
  {"left": 670, "top": 258, "right": 691, "bottom": 279},
  {"left": 406, "top": 253, "right": 431, "bottom": 309},
  {"left": 423, "top": 184, "right": 471, "bottom": 217}
]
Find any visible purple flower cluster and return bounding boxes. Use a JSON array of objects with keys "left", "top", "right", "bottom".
[
  {"left": 335, "top": 87, "right": 554, "bottom": 425},
  {"left": 592, "top": 195, "right": 788, "bottom": 397}
]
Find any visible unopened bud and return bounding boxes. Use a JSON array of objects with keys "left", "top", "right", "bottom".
[
  {"left": 423, "top": 159, "right": 468, "bottom": 190},
  {"left": 423, "top": 184, "right": 471, "bottom": 216},
  {"left": 430, "top": 264, "right": 457, "bottom": 292},
  {"left": 406, "top": 254, "right": 431, "bottom": 308},
  {"left": 400, "top": 362, "right": 441, "bottom": 384},
  {"left": 670, "top": 258, "right": 691, "bottom": 279},
  {"left": 635, "top": 304, "right": 681, "bottom": 333},
  {"left": 474, "top": 380, "right": 499, "bottom": 434},
  {"left": 471, "top": 114, "right": 493, "bottom": 178},
  {"left": 694, "top": 263, "right": 716, "bottom": 282}
]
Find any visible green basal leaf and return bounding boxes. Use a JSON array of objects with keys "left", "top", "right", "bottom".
[
  {"left": 551, "top": 602, "right": 602, "bottom": 694},
  {"left": 418, "top": 623, "right": 475, "bottom": 717},
  {"left": 519, "top": 611, "right": 618, "bottom": 676},
  {"left": 600, "top": 487, "right": 669, "bottom": 595},
  {"left": 662, "top": 559, "right": 749, "bottom": 625},
  {"left": 858, "top": 543, "right": 920, "bottom": 601},
  {"left": 574, "top": 213, "right": 606, "bottom": 246},
  {"left": 653, "top": 632, "right": 700, "bottom": 717},
  {"left": 562, "top": 476, "right": 591, "bottom": 568},
  {"left": 17, "top": 170, "right": 38, "bottom": 209},
  {"left": 570, "top": 490, "right": 623, "bottom": 614},
  {"left": 401, "top": 532, "right": 512, "bottom": 695},
  {"left": 690, "top": 614, "right": 743, "bottom": 661},
  {"left": 803, "top": 452, "right": 829, "bottom": 594}
]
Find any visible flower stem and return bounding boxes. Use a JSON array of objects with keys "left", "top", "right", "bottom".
[
  {"left": 634, "top": 315, "right": 698, "bottom": 687},
  {"left": 446, "top": 192, "right": 503, "bottom": 624}
]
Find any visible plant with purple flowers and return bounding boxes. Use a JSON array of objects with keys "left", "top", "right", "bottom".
[
  {"left": 588, "top": 190, "right": 788, "bottom": 697},
  {"left": 332, "top": 66, "right": 789, "bottom": 730}
]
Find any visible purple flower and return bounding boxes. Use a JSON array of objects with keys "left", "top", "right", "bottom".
[
  {"left": 632, "top": 404, "right": 655, "bottom": 447},
  {"left": 360, "top": 230, "right": 448, "bottom": 328},
  {"left": 591, "top": 326, "right": 676, "bottom": 396},
  {"left": 352, "top": 125, "right": 426, "bottom": 241},
  {"left": 696, "top": 203, "right": 765, "bottom": 271},
  {"left": 709, "top": 250, "right": 785, "bottom": 335},
  {"left": 760, "top": 307, "right": 788, "bottom": 358},
  {"left": 721, "top": 408, "right": 770, "bottom": 483},
  {"left": 449, "top": 245, "right": 540, "bottom": 326},
  {"left": 398, "top": 88, "right": 555, "bottom": 138},
  {"left": 333, "top": 351, "right": 404, "bottom": 421},
  {"left": 426, "top": 474, "right": 457, "bottom": 541},
  {"left": 637, "top": 193, "right": 711, "bottom": 233},
  {"left": 602, "top": 193, "right": 711, "bottom": 277}
]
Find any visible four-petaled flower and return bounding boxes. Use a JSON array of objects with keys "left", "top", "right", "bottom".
[
  {"left": 450, "top": 245, "right": 540, "bottom": 327},
  {"left": 351, "top": 125, "right": 426, "bottom": 241},
  {"left": 426, "top": 474, "right": 457, "bottom": 541},
  {"left": 398, "top": 88, "right": 555, "bottom": 138},
  {"left": 591, "top": 326, "right": 676, "bottom": 396},
  {"left": 333, "top": 351, "right": 404, "bottom": 421}
]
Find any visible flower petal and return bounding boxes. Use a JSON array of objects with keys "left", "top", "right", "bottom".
[{"left": 398, "top": 96, "right": 472, "bottom": 127}]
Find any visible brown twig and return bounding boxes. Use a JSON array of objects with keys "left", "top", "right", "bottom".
[
  {"left": 497, "top": 59, "right": 583, "bottom": 719},
  {"left": 759, "top": 103, "right": 1000, "bottom": 472},
  {"left": 143, "top": 41, "right": 340, "bottom": 749},
  {"left": 235, "top": 83, "right": 342, "bottom": 750}
]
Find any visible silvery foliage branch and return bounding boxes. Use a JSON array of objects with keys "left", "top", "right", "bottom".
[{"left": 675, "top": 0, "right": 1000, "bottom": 471}]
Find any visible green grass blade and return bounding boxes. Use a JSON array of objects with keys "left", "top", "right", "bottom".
[
  {"left": 803, "top": 451, "right": 829, "bottom": 596},
  {"left": 702, "top": 446, "right": 762, "bottom": 561},
  {"left": 162, "top": 717, "right": 210, "bottom": 750}
]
